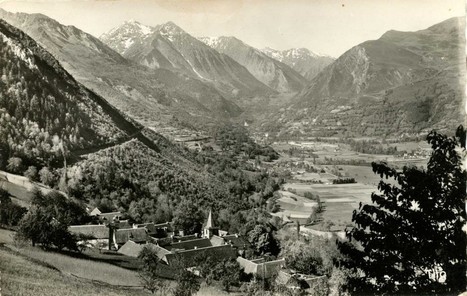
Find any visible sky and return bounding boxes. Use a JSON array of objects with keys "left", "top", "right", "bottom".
[{"left": 0, "top": 0, "right": 464, "bottom": 57}]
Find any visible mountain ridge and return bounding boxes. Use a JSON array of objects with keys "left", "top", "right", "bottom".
[
  {"left": 198, "top": 35, "right": 308, "bottom": 93},
  {"left": 100, "top": 20, "right": 276, "bottom": 100},
  {"left": 257, "top": 17, "right": 465, "bottom": 138},
  {"left": 0, "top": 9, "right": 241, "bottom": 136}
]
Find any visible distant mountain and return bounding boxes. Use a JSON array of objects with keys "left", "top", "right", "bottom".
[
  {"left": 198, "top": 36, "right": 307, "bottom": 93},
  {"left": 0, "top": 9, "right": 241, "bottom": 136},
  {"left": 261, "top": 47, "right": 334, "bottom": 80},
  {"left": 260, "top": 17, "right": 466, "bottom": 138},
  {"left": 101, "top": 21, "right": 275, "bottom": 99}
]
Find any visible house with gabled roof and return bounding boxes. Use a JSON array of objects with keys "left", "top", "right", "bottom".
[
  {"left": 237, "top": 257, "right": 286, "bottom": 279},
  {"left": 210, "top": 233, "right": 251, "bottom": 255},
  {"left": 162, "top": 244, "right": 237, "bottom": 267},
  {"left": 97, "top": 211, "right": 122, "bottom": 223},
  {"left": 118, "top": 240, "right": 146, "bottom": 257},
  {"left": 113, "top": 227, "right": 149, "bottom": 249},
  {"left": 153, "top": 244, "right": 172, "bottom": 260},
  {"left": 134, "top": 222, "right": 174, "bottom": 238},
  {"left": 89, "top": 207, "right": 102, "bottom": 216}
]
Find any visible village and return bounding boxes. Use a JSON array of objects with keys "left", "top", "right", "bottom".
[{"left": 68, "top": 206, "right": 328, "bottom": 294}]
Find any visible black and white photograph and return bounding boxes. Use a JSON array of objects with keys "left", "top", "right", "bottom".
[{"left": 0, "top": 0, "right": 465, "bottom": 295}]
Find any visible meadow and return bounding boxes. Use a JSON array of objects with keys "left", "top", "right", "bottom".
[{"left": 0, "top": 247, "right": 152, "bottom": 296}]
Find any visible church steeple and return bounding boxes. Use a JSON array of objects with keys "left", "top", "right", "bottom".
[
  {"left": 203, "top": 209, "right": 219, "bottom": 238},
  {"left": 206, "top": 210, "right": 213, "bottom": 229}
]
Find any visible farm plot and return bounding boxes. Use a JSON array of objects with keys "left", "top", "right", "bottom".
[
  {"left": 272, "top": 190, "right": 316, "bottom": 224},
  {"left": 284, "top": 183, "right": 376, "bottom": 225}
]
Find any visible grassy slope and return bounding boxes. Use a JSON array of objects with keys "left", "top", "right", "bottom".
[
  {"left": 0, "top": 246, "right": 150, "bottom": 296},
  {"left": 0, "top": 229, "right": 237, "bottom": 296}
]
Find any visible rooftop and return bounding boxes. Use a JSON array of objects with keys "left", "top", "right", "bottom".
[
  {"left": 117, "top": 240, "right": 145, "bottom": 257},
  {"left": 164, "top": 245, "right": 236, "bottom": 266},
  {"left": 114, "top": 228, "right": 149, "bottom": 244},
  {"left": 166, "top": 238, "right": 212, "bottom": 251}
]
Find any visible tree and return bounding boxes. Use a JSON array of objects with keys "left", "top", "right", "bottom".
[
  {"left": 172, "top": 199, "right": 205, "bottom": 235},
  {"left": 339, "top": 126, "right": 466, "bottom": 294},
  {"left": 17, "top": 190, "right": 85, "bottom": 250},
  {"left": 39, "top": 166, "right": 55, "bottom": 187},
  {"left": 24, "top": 165, "right": 38, "bottom": 181},
  {"left": 173, "top": 269, "right": 201, "bottom": 296},
  {"left": 248, "top": 224, "right": 280, "bottom": 256},
  {"left": 0, "top": 187, "right": 27, "bottom": 226},
  {"left": 138, "top": 245, "right": 167, "bottom": 294},
  {"left": 6, "top": 157, "right": 22, "bottom": 174},
  {"left": 280, "top": 236, "right": 340, "bottom": 276},
  {"left": 17, "top": 206, "right": 77, "bottom": 250},
  {"left": 197, "top": 256, "right": 243, "bottom": 292}
]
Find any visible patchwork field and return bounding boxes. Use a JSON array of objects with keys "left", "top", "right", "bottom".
[
  {"left": 281, "top": 182, "right": 376, "bottom": 227},
  {"left": 272, "top": 190, "right": 317, "bottom": 224}
]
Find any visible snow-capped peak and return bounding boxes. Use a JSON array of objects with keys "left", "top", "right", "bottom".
[
  {"left": 261, "top": 47, "right": 333, "bottom": 62},
  {"left": 99, "top": 20, "right": 156, "bottom": 54},
  {"left": 198, "top": 36, "right": 222, "bottom": 48},
  {"left": 156, "top": 21, "right": 185, "bottom": 42},
  {"left": 101, "top": 20, "right": 154, "bottom": 40}
]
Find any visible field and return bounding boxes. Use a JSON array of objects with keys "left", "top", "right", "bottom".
[
  {"left": 0, "top": 170, "right": 58, "bottom": 208},
  {"left": 271, "top": 140, "right": 429, "bottom": 168},
  {"left": 0, "top": 246, "right": 151, "bottom": 296},
  {"left": 272, "top": 190, "right": 317, "bottom": 224},
  {"left": 280, "top": 182, "right": 376, "bottom": 228}
]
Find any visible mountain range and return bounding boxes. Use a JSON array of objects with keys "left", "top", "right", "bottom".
[
  {"left": 0, "top": 9, "right": 242, "bottom": 137},
  {"left": 0, "top": 8, "right": 463, "bottom": 140},
  {"left": 100, "top": 20, "right": 276, "bottom": 99},
  {"left": 198, "top": 36, "right": 308, "bottom": 93},
  {"left": 258, "top": 17, "right": 466, "bottom": 138}
]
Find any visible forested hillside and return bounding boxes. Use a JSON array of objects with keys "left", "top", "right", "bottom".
[
  {"left": 0, "top": 19, "right": 282, "bottom": 237},
  {"left": 0, "top": 19, "right": 127, "bottom": 170}
]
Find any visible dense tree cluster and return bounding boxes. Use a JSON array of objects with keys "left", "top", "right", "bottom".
[
  {"left": 17, "top": 189, "right": 88, "bottom": 250},
  {"left": 332, "top": 178, "right": 356, "bottom": 184},
  {"left": 348, "top": 139, "right": 404, "bottom": 155},
  {"left": 214, "top": 124, "right": 279, "bottom": 162}
]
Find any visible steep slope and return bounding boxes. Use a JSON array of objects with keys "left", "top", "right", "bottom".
[
  {"left": 260, "top": 17, "right": 465, "bottom": 138},
  {"left": 0, "top": 10, "right": 241, "bottom": 136},
  {"left": 198, "top": 36, "right": 307, "bottom": 93},
  {"left": 0, "top": 18, "right": 139, "bottom": 166},
  {"left": 101, "top": 21, "right": 275, "bottom": 99},
  {"left": 0, "top": 18, "right": 240, "bottom": 216},
  {"left": 262, "top": 47, "right": 334, "bottom": 80}
]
